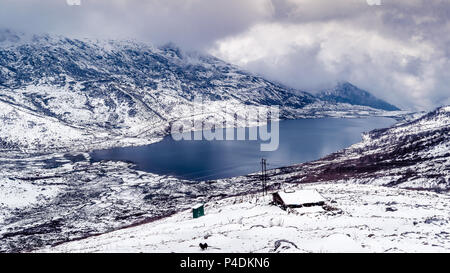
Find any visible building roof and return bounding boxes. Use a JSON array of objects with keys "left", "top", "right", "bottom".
[
  {"left": 192, "top": 203, "right": 204, "bottom": 209},
  {"left": 276, "top": 189, "right": 325, "bottom": 206}
]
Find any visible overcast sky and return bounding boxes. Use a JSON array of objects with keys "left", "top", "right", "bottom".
[{"left": 0, "top": 0, "right": 449, "bottom": 110}]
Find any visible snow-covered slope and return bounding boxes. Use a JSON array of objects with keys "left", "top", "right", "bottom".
[
  {"left": 0, "top": 30, "right": 400, "bottom": 152},
  {"left": 41, "top": 182, "right": 450, "bottom": 253}
]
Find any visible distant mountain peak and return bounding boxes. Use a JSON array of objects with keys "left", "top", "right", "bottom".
[
  {"left": 318, "top": 82, "right": 400, "bottom": 111},
  {"left": 0, "top": 33, "right": 403, "bottom": 151}
]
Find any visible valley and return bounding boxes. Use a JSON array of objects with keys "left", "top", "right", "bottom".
[{"left": 0, "top": 30, "right": 448, "bottom": 253}]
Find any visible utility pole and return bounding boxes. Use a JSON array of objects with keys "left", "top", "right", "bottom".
[{"left": 261, "top": 158, "right": 267, "bottom": 196}]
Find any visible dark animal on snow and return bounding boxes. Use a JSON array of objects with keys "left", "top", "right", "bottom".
[{"left": 199, "top": 243, "right": 208, "bottom": 250}]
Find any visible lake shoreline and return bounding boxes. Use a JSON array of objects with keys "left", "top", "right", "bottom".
[{"left": 90, "top": 117, "right": 397, "bottom": 181}]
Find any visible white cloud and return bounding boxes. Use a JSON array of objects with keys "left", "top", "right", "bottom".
[
  {"left": 0, "top": 0, "right": 448, "bottom": 110},
  {"left": 210, "top": 21, "right": 443, "bottom": 110}
]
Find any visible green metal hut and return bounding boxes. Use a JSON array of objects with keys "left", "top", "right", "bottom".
[{"left": 192, "top": 203, "right": 205, "bottom": 218}]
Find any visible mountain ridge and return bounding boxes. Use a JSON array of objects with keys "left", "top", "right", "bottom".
[
  {"left": 318, "top": 82, "right": 400, "bottom": 111},
  {"left": 0, "top": 30, "right": 402, "bottom": 152}
]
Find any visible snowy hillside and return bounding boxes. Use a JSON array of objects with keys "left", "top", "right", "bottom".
[
  {"left": 0, "top": 30, "right": 401, "bottom": 152},
  {"left": 41, "top": 183, "right": 450, "bottom": 253}
]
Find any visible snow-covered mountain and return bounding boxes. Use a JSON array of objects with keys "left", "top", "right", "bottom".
[
  {"left": 0, "top": 30, "right": 401, "bottom": 152},
  {"left": 4, "top": 29, "right": 445, "bottom": 253},
  {"left": 318, "top": 82, "right": 400, "bottom": 111}
]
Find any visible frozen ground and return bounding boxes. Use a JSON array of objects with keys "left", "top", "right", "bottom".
[
  {"left": 41, "top": 183, "right": 450, "bottom": 253},
  {"left": 0, "top": 151, "right": 268, "bottom": 252}
]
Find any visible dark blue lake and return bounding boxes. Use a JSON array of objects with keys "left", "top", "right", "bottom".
[{"left": 91, "top": 117, "right": 396, "bottom": 181}]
